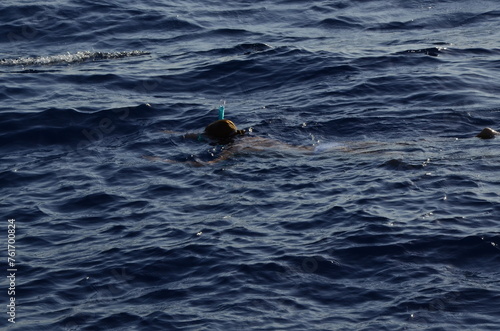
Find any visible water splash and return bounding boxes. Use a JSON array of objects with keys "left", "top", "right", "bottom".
[{"left": 0, "top": 50, "right": 150, "bottom": 66}]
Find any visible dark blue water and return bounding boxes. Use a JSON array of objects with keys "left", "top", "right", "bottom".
[{"left": 1, "top": 0, "right": 500, "bottom": 330}]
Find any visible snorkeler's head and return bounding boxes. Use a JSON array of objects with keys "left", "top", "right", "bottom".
[{"left": 204, "top": 119, "right": 245, "bottom": 140}]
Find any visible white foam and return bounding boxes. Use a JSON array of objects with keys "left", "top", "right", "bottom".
[
  {"left": 0, "top": 50, "right": 150, "bottom": 66},
  {"left": 314, "top": 141, "right": 346, "bottom": 153}
]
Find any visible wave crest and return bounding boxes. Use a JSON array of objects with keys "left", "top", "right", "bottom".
[{"left": 0, "top": 50, "right": 150, "bottom": 66}]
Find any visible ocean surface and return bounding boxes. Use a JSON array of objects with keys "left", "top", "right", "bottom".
[{"left": 1, "top": 0, "right": 500, "bottom": 330}]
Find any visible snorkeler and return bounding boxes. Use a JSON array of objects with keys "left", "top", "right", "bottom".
[
  {"left": 183, "top": 117, "right": 499, "bottom": 146},
  {"left": 148, "top": 104, "right": 499, "bottom": 166}
]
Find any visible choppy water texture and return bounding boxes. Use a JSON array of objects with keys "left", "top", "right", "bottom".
[{"left": 1, "top": 0, "right": 500, "bottom": 330}]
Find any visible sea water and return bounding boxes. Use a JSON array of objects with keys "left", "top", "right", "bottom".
[{"left": 1, "top": 0, "right": 499, "bottom": 330}]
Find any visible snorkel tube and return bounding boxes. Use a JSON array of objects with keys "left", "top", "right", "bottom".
[{"left": 218, "top": 100, "right": 225, "bottom": 120}]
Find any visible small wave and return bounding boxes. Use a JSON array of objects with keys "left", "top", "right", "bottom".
[
  {"left": 0, "top": 50, "right": 150, "bottom": 66},
  {"left": 380, "top": 159, "right": 426, "bottom": 170},
  {"left": 317, "top": 17, "right": 364, "bottom": 30},
  {"left": 398, "top": 47, "right": 446, "bottom": 57},
  {"left": 0, "top": 104, "right": 154, "bottom": 152},
  {"left": 236, "top": 42, "right": 273, "bottom": 54}
]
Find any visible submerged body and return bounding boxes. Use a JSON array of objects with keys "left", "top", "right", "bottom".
[{"left": 151, "top": 119, "right": 498, "bottom": 166}]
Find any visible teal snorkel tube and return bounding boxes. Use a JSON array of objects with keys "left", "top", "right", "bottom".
[{"left": 218, "top": 100, "right": 225, "bottom": 120}]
